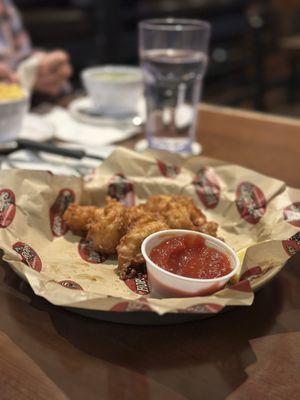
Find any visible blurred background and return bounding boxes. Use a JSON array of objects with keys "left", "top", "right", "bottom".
[{"left": 15, "top": 0, "right": 300, "bottom": 116}]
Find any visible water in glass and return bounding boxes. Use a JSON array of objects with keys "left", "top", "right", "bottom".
[{"left": 141, "top": 48, "right": 208, "bottom": 153}]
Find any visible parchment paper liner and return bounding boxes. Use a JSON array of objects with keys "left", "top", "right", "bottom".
[{"left": 0, "top": 147, "right": 299, "bottom": 315}]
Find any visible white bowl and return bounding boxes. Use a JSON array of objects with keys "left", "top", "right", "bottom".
[
  {"left": 0, "top": 94, "right": 29, "bottom": 143},
  {"left": 81, "top": 65, "right": 142, "bottom": 117},
  {"left": 141, "top": 229, "right": 240, "bottom": 298}
]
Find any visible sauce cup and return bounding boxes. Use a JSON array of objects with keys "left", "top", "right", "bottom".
[{"left": 141, "top": 229, "right": 240, "bottom": 298}]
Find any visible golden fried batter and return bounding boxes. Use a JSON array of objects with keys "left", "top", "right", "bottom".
[
  {"left": 124, "top": 204, "right": 148, "bottom": 227},
  {"left": 64, "top": 194, "right": 219, "bottom": 279},
  {"left": 63, "top": 204, "right": 99, "bottom": 234},
  {"left": 117, "top": 214, "right": 169, "bottom": 279},
  {"left": 143, "top": 195, "right": 208, "bottom": 232},
  {"left": 86, "top": 197, "right": 126, "bottom": 254}
]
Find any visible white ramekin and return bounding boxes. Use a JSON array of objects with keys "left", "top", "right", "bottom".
[
  {"left": 0, "top": 93, "right": 29, "bottom": 143},
  {"left": 141, "top": 229, "right": 240, "bottom": 298},
  {"left": 81, "top": 65, "right": 142, "bottom": 117}
]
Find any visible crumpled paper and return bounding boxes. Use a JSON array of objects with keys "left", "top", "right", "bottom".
[{"left": 0, "top": 147, "right": 299, "bottom": 315}]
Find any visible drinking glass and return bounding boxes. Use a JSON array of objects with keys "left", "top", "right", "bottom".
[{"left": 139, "top": 18, "right": 211, "bottom": 153}]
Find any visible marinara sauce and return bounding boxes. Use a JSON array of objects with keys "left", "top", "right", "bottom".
[{"left": 149, "top": 234, "right": 232, "bottom": 279}]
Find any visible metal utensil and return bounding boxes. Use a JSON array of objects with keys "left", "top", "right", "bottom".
[{"left": 0, "top": 139, "right": 105, "bottom": 160}]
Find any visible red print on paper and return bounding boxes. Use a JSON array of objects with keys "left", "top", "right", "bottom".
[
  {"left": 236, "top": 182, "right": 266, "bottom": 224},
  {"left": 0, "top": 189, "right": 16, "bottom": 228},
  {"left": 50, "top": 188, "right": 75, "bottom": 236},
  {"left": 107, "top": 173, "right": 135, "bottom": 206},
  {"left": 78, "top": 239, "right": 107, "bottom": 264},
  {"left": 156, "top": 159, "right": 181, "bottom": 178},
  {"left": 12, "top": 242, "right": 42, "bottom": 272},
  {"left": 193, "top": 167, "right": 221, "bottom": 209}
]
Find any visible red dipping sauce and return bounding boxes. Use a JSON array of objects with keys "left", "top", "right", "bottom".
[{"left": 149, "top": 234, "right": 232, "bottom": 279}]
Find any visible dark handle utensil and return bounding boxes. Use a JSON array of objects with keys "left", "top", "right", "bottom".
[
  {"left": 0, "top": 139, "right": 105, "bottom": 161},
  {"left": 17, "top": 139, "right": 86, "bottom": 159}
]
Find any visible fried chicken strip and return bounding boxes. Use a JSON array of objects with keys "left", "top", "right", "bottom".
[
  {"left": 86, "top": 197, "right": 126, "bottom": 254},
  {"left": 117, "top": 195, "right": 218, "bottom": 278},
  {"left": 63, "top": 204, "right": 99, "bottom": 234},
  {"left": 117, "top": 214, "right": 169, "bottom": 279},
  {"left": 64, "top": 194, "right": 218, "bottom": 279},
  {"left": 143, "top": 195, "right": 216, "bottom": 235}
]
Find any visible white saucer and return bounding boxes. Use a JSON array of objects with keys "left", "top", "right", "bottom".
[
  {"left": 134, "top": 139, "right": 202, "bottom": 155},
  {"left": 18, "top": 114, "right": 54, "bottom": 142},
  {"left": 68, "top": 96, "right": 145, "bottom": 128}
]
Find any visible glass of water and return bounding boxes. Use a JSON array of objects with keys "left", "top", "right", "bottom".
[{"left": 139, "top": 18, "right": 211, "bottom": 153}]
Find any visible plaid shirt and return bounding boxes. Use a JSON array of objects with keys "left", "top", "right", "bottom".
[{"left": 0, "top": 0, "right": 31, "bottom": 69}]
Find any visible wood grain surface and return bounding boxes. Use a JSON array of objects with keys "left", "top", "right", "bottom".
[
  {"left": 198, "top": 104, "right": 300, "bottom": 189},
  {"left": 122, "top": 103, "right": 300, "bottom": 188},
  {"left": 0, "top": 331, "right": 67, "bottom": 400},
  {"left": 0, "top": 253, "right": 299, "bottom": 400},
  {"left": 227, "top": 332, "right": 300, "bottom": 400}
]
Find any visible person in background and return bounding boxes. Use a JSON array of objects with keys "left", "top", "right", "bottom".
[{"left": 0, "top": 0, "right": 72, "bottom": 95}]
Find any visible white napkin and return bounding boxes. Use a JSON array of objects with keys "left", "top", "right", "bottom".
[
  {"left": 17, "top": 54, "right": 43, "bottom": 92},
  {"left": 43, "top": 107, "right": 137, "bottom": 146},
  {"left": 1, "top": 145, "right": 115, "bottom": 176}
]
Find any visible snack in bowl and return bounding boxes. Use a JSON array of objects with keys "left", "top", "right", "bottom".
[
  {"left": 141, "top": 230, "right": 239, "bottom": 297},
  {"left": 0, "top": 146, "right": 296, "bottom": 318},
  {"left": 81, "top": 65, "right": 142, "bottom": 116},
  {"left": 0, "top": 83, "right": 25, "bottom": 100},
  {"left": 63, "top": 194, "right": 219, "bottom": 281},
  {"left": 0, "top": 83, "right": 28, "bottom": 143}
]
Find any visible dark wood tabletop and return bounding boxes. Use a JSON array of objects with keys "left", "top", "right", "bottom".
[{"left": 0, "top": 102, "right": 299, "bottom": 400}]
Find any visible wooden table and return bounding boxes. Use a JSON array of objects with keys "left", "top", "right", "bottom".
[{"left": 0, "top": 103, "right": 299, "bottom": 399}]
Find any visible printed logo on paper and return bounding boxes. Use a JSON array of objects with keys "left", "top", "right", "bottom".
[
  {"left": 78, "top": 239, "right": 107, "bottom": 264},
  {"left": 0, "top": 189, "right": 16, "bottom": 228},
  {"left": 240, "top": 266, "right": 263, "bottom": 282},
  {"left": 58, "top": 280, "right": 83, "bottom": 290},
  {"left": 283, "top": 202, "right": 300, "bottom": 228},
  {"left": 235, "top": 182, "right": 267, "bottom": 224},
  {"left": 49, "top": 188, "right": 75, "bottom": 237},
  {"left": 12, "top": 242, "right": 42, "bottom": 272},
  {"left": 110, "top": 300, "right": 151, "bottom": 312},
  {"left": 193, "top": 167, "right": 221, "bottom": 209},
  {"left": 124, "top": 273, "right": 150, "bottom": 295},
  {"left": 156, "top": 159, "right": 181, "bottom": 179},
  {"left": 182, "top": 303, "right": 223, "bottom": 314},
  {"left": 282, "top": 232, "right": 300, "bottom": 256},
  {"left": 107, "top": 173, "right": 135, "bottom": 206},
  {"left": 230, "top": 279, "right": 252, "bottom": 293}
]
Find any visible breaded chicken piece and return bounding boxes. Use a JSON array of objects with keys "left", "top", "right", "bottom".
[
  {"left": 63, "top": 204, "right": 99, "bottom": 234},
  {"left": 144, "top": 195, "right": 172, "bottom": 214},
  {"left": 117, "top": 214, "right": 169, "bottom": 279},
  {"left": 118, "top": 195, "right": 218, "bottom": 278},
  {"left": 161, "top": 201, "right": 195, "bottom": 230},
  {"left": 124, "top": 204, "right": 148, "bottom": 227},
  {"left": 143, "top": 195, "right": 213, "bottom": 234},
  {"left": 86, "top": 197, "right": 126, "bottom": 254},
  {"left": 197, "top": 220, "right": 218, "bottom": 237},
  {"left": 64, "top": 194, "right": 218, "bottom": 279}
]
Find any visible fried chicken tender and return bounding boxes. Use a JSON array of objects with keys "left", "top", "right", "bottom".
[
  {"left": 64, "top": 194, "right": 218, "bottom": 279},
  {"left": 161, "top": 202, "right": 195, "bottom": 230},
  {"left": 63, "top": 204, "right": 99, "bottom": 234},
  {"left": 86, "top": 197, "right": 126, "bottom": 254},
  {"left": 117, "top": 214, "right": 169, "bottom": 279},
  {"left": 143, "top": 195, "right": 211, "bottom": 233},
  {"left": 197, "top": 220, "right": 218, "bottom": 236},
  {"left": 124, "top": 204, "right": 148, "bottom": 227},
  {"left": 117, "top": 198, "right": 218, "bottom": 278}
]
